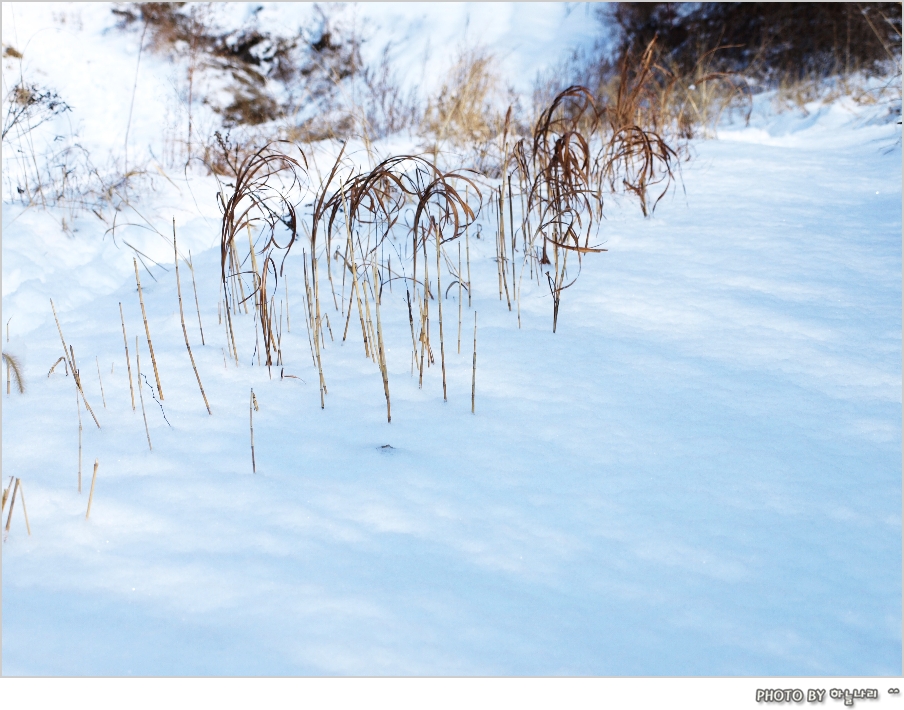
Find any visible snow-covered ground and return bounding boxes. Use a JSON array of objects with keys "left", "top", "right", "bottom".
[{"left": 2, "top": 4, "right": 901, "bottom": 676}]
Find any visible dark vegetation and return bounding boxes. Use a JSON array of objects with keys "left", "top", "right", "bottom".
[
  {"left": 553, "top": 3, "right": 901, "bottom": 139},
  {"left": 608, "top": 3, "right": 902, "bottom": 82}
]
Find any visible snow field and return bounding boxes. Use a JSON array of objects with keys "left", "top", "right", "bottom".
[{"left": 2, "top": 3, "right": 901, "bottom": 677}]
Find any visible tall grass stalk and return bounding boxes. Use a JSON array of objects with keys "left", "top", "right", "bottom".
[
  {"left": 136, "top": 336, "right": 152, "bottom": 451},
  {"left": 17, "top": 479, "right": 30, "bottom": 535},
  {"left": 133, "top": 258, "right": 164, "bottom": 400},
  {"left": 250, "top": 388, "right": 257, "bottom": 473},
  {"left": 85, "top": 459, "right": 99, "bottom": 519},
  {"left": 4, "top": 477, "right": 20, "bottom": 533},
  {"left": 285, "top": 277, "right": 292, "bottom": 333},
  {"left": 303, "top": 250, "right": 327, "bottom": 406},
  {"left": 173, "top": 220, "right": 211, "bottom": 414},
  {"left": 119, "top": 302, "right": 135, "bottom": 411},
  {"left": 418, "top": 292, "right": 428, "bottom": 388},
  {"left": 372, "top": 263, "right": 391, "bottom": 423},
  {"left": 96, "top": 356, "right": 106, "bottom": 408},
  {"left": 187, "top": 249, "right": 205, "bottom": 345},
  {"left": 465, "top": 192, "right": 472, "bottom": 308},
  {"left": 457, "top": 242, "right": 462, "bottom": 354},
  {"left": 1, "top": 476, "right": 10, "bottom": 514},
  {"left": 434, "top": 222, "right": 448, "bottom": 401},
  {"left": 51, "top": 298, "right": 100, "bottom": 428}
]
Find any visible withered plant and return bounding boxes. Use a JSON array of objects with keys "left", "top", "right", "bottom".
[
  {"left": 518, "top": 86, "right": 607, "bottom": 332},
  {"left": 512, "top": 56, "right": 681, "bottom": 331},
  {"left": 216, "top": 136, "right": 309, "bottom": 373},
  {"left": 313, "top": 152, "right": 480, "bottom": 414}
]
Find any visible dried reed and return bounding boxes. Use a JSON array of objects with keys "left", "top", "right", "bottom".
[
  {"left": 136, "top": 336, "right": 152, "bottom": 451},
  {"left": 50, "top": 298, "right": 100, "bottom": 427},
  {"left": 96, "top": 356, "right": 106, "bottom": 408},
  {"left": 17, "top": 479, "right": 30, "bottom": 535},
  {"left": 187, "top": 249, "right": 205, "bottom": 345},
  {"left": 1, "top": 476, "right": 11, "bottom": 514},
  {"left": 173, "top": 220, "right": 211, "bottom": 414},
  {"left": 133, "top": 259, "right": 164, "bottom": 400},
  {"left": 85, "top": 459, "right": 98, "bottom": 519},
  {"left": 434, "top": 220, "right": 448, "bottom": 401},
  {"left": 457, "top": 242, "right": 462, "bottom": 354},
  {"left": 4, "top": 477, "right": 20, "bottom": 532},
  {"left": 372, "top": 263, "right": 391, "bottom": 422},
  {"left": 216, "top": 139, "right": 308, "bottom": 370},
  {"left": 250, "top": 388, "right": 258, "bottom": 473},
  {"left": 119, "top": 303, "right": 135, "bottom": 410}
]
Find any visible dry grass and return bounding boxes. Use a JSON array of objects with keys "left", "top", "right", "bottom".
[
  {"left": 85, "top": 459, "right": 99, "bottom": 519},
  {"left": 2, "top": 352, "right": 24, "bottom": 394},
  {"left": 133, "top": 259, "right": 164, "bottom": 401},
  {"left": 50, "top": 298, "right": 100, "bottom": 428},
  {"left": 421, "top": 47, "right": 517, "bottom": 172},
  {"left": 216, "top": 137, "right": 309, "bottom": 371},
  {"left": 173, "top": 219, "right": 211, "bottom": 415},
  {"left": 312, "top": 151, "right": 480, "bottom": 409},
  {"left": 507, "top": 45, "right": 684, "bottom": 330}
]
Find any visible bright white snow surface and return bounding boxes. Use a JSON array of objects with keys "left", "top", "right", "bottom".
[{"left": 2, "top": 4, "right": 902, "bottom": 676}]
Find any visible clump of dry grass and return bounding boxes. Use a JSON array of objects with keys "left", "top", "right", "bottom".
[
  {"left": 311, "top": 151, "right": 480, "bottom": 414},
  {"left": 512, "top": 46, "right": 681, "bottom": 330},
  {"left": 421, "top": 47, "right": 520, "bottom": 173},
  {"left": 2, "top": 80, "right": 70, "bottom": 142},
  {"left": 422, "top": 48, "right": 501, "bottom": 150},
  {"left": 598, "top": 40, "right": 680, "bottom": 216},
  {"left": 518, "top": 86, "right": 606, "bottom": 331},
  {"left": 216, "top": 137, "right": 310, "bottom": 374}
]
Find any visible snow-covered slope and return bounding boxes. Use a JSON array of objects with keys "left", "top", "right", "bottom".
[{"left": 2, "top": 4, "right": 901, "bottom": 676}]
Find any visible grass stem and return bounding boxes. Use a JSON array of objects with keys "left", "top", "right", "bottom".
[
  {"left": 51, "top": 298, "right": 100, "bottom": 428},
  {"left": 96, "top": 356, "right": 106, "bottom": 408},
  {"left": 250, "top": 388, "right": 257, "bottom": 473},
  {"left": 173, "top": 219, "right": 211, "bottom": 415},
  {"left": 136, "top": 336, "right": 152, "bottom": 451},
  {"left": 119, "top": 302, "right": 135, "bottom": 411},
  {"left": 85, "top": 459, "right": 98, "bottom": 519},
  {"left": 187, "top": 249, "right": 205, "bottom": 345},
  {"left": 372, "top": 263, "right": 391, "bottom": 422},
  {"left": 133, "top": 258, "right": 164, "bottom": 401},
  {"left": 4, "top": 477, "right": 19, "bottom": 532},
  {"left": 17, "top": 479, "right": 30, "bottom": 535}
]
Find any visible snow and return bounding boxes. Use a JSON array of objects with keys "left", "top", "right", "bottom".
[{"left": 2, "top": 3, "right": 901, "bottom": 676}]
